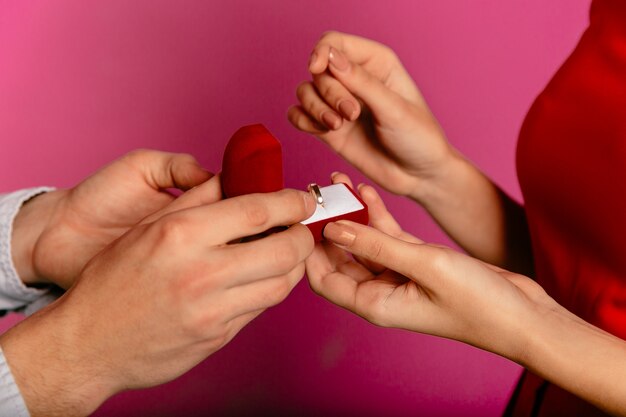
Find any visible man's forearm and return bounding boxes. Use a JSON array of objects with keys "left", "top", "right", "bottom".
[{"left": 0, "top": 300, "right": 114, "bottom": 417}]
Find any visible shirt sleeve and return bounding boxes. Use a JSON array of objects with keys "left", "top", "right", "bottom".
[
  {"left": 0, "top": 188, "right": 58, "bottom": 315},
  {"left": 0, "top": 346, "right": 30, "bottom": 417}
]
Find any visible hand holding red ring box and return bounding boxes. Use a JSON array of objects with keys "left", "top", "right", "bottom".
[{"left": 221, "top": 124, "right": 368, "bottom": 241}]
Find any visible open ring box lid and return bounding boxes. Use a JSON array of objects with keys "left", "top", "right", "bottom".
[{"left": 221, "top": 124, "right": 369, "bottom": 242}]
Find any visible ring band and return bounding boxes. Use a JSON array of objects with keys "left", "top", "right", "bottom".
[{"left": 307, "top": 183, "right": 324, "bottom": 205}]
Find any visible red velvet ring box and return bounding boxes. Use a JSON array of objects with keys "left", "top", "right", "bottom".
[{"left": 221, "top": 124, "right": 369, "bottom": 241}]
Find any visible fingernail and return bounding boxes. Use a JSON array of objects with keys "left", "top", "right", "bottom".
[
  {"left": 324, "top": 222, "right": 356, "bottom": 246},
  {"left": 330, "top": 171, "right": 340, "bottom": 180},
  {"left": 308, "top": 51, "right": 318, "bottom": 71},
  {"left": 329, "top": 47, "right": 349, "bottom": 72},
  {"left": 338, "top": 100, "right": 357, "bottom": 120},
  {"left": 321, "top": 111, "right": 341, "bottom": 130}
]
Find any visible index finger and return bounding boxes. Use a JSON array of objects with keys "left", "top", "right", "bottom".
[
  {"left": 309, "top": 31, "right": 392, "bottom": 74},
  {"left": 323, "top": 220, "right": 445, "bottom": 282},
  {"left": 169, "top": 189, "right": 316, "bottom": 246}
]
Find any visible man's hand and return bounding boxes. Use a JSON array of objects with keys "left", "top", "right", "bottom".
[
  {"left": 12, "top": 149, "right": 214, "bottom": 288},
  {"left": 1, "top": 179, "right": 316, "bottom": 416}
]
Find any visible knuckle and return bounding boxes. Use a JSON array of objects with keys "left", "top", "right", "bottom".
[
  {"left": 318, "top": 80, "right": 335, "bottom": 99},
  {"left": 287, "top": 106, "right": 298, "bottom": 120},
  {"left": 268, "top": 277, "right": 294, "bottom": 306},
  {"left": 363, "top": 307, "right": 386, "bottom": 327},
  {"left": 288, "top": 109, "right": 306, "bottom": 130},
  {"left": 426, "top": 248, "right": 454, "bottom": 276},
  {"left": 177, "top": 297, "right": 226, "bottom": 341},
  {"left": 124, "top": 148, "right": 156, "bottom": 165},
  {"left": 356, "top": 65, "right": 373, "bottom": 85},
  {"left": 180, "top": 310, "right": 208, "bottom": 339},
  {"left": 296, "top": 113, "right": 312, "bottom": 131},
  {"left": 382, "top": 45, "right": 398, "bottom": 61},
  {"left": 202, "top": 317, "right": 230, "bottom": 343},
  {"left": 294, "top": 224, "right": 315, "bottom": 254},
  {"left": 176, "top": 295, "right": 214, "bottom": 339},
  {"left": 175, "top": 152, "right": 198, "bottom": 165},
  {"left": 371, "top": 296, "right": 394, "bottom": 327},
  {"left": 125, "top": 148, "right": 151, "bottom": 159},
  {"left": 241, "top": 199, "right": 270, "bottom": 228},
  {"left": 279, "top": 189, "right": 308, "bottom": 219},
  {"left": 156, "top": 216, "right": 189, "bottom": 245},
  {"left": 356, "top": 292, "right": 389, "bottom": 328},
  {"left": 362, "top": 237, "right": 385, "bottom": 262},
  {"left": 378, "top": 100, "right": 412, "bottom": 126},
  {"left": 287, "top": 106, "right": 307, "bottom": 129},
  {"left": 319, "top": 30, "right": 339, "bottom": 43},
  {"left": 159, "top": 217, "right": 187, "bottom": 241},
  {"left": 271, "top": 239, "right": 300, "bottom": 272},
  {"left": 304, "top": 97, "right": 320, "bottom": 117},
  {"left": 211, "top": 330, "right": 231, "bottom": 350},
  {"left": 296, "top": 81, "right": 309, "bottom": 100}
]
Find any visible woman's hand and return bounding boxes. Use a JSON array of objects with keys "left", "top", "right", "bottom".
[
  {"left": 13, "top": 149, "right": 214, "bottom": 289},
  {"left": 306, "top": 173, "right": 552, "bottom": 359},
  {"left": 306, "top": 175, "right": 626, "bottom": 416},
  {"left": 288, "top": 31, "right": 456, "bottom": 200},
  {"left": 290, "top": 32, "right": 534, "bottom": 273},
  {"left": 2, "top": 180, "right": 316, "bottom": 417}
]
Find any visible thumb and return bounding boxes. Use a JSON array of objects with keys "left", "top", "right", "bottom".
[
  {"left": 140, "top": 174, "right": 223, "bottom": 224},
  {"left": 129, "top": 150, "right": 213, "bottom": 191}
]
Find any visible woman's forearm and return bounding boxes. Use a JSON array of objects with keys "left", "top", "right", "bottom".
[
  {"left": 413, "top": 150, "right": 534, "bottom": 276},
  {"left": 514, "top": 303, "right": 626, "bottom": 416}
]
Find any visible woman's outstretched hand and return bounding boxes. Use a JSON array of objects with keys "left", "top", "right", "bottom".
[
  {"left": 306, "top": 173, "right": 552, "bottom": 359},
  {"left": 305, "top": 174, "right": 626, "bottom": 416}
]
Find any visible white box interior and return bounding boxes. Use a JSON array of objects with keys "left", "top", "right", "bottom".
[{"left": 301, "top": 183, "right": 364, "bottom": 225}]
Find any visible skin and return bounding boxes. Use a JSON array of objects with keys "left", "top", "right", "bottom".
[
  {"left": 289, "top": 31, "right": 533, "bottom": 276},
  {"left": 310, "top": 174, "right": 626, "bottom": 416},
  {"left": 290, "top": 32, "right": 626, "bottom": 415},
  {"left": 2, "top": 151, "right": 316, "bottom": 416},
  {"left": 11, "top": 149, "right": 213, "bottom": 289}
]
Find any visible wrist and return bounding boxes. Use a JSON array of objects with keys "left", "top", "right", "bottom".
[
  {"left": 407, "top": 149, "right": 468, "bottom": 208},
  {"left": 486, "top": 293, "right": 599, "bottom": 371},
  {"left": 11, "top": 190, "right": 65, "bottom": 286},
  {"left": 0, "top": 298, "right": 117, "bottom": 416},
  {"left": 455, "top": 285, "right": 563, "bottom": 368},
  {"left": 508, "top": 299, "right": 626, "bottom": 414},
  {"left": 514, "top": 300, "right": 608, "bottom": 372},
  {"left": 490, "top": 299, "right": 559, "bottom": 367}
]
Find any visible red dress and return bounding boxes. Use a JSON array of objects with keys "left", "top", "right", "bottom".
[{"left": 510, "top": 0, "right": 626, "bottom": 415}]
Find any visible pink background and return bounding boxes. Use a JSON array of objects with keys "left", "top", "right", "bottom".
[{"left": 0, "top": 1, "right": 590, "bottom": 416}]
